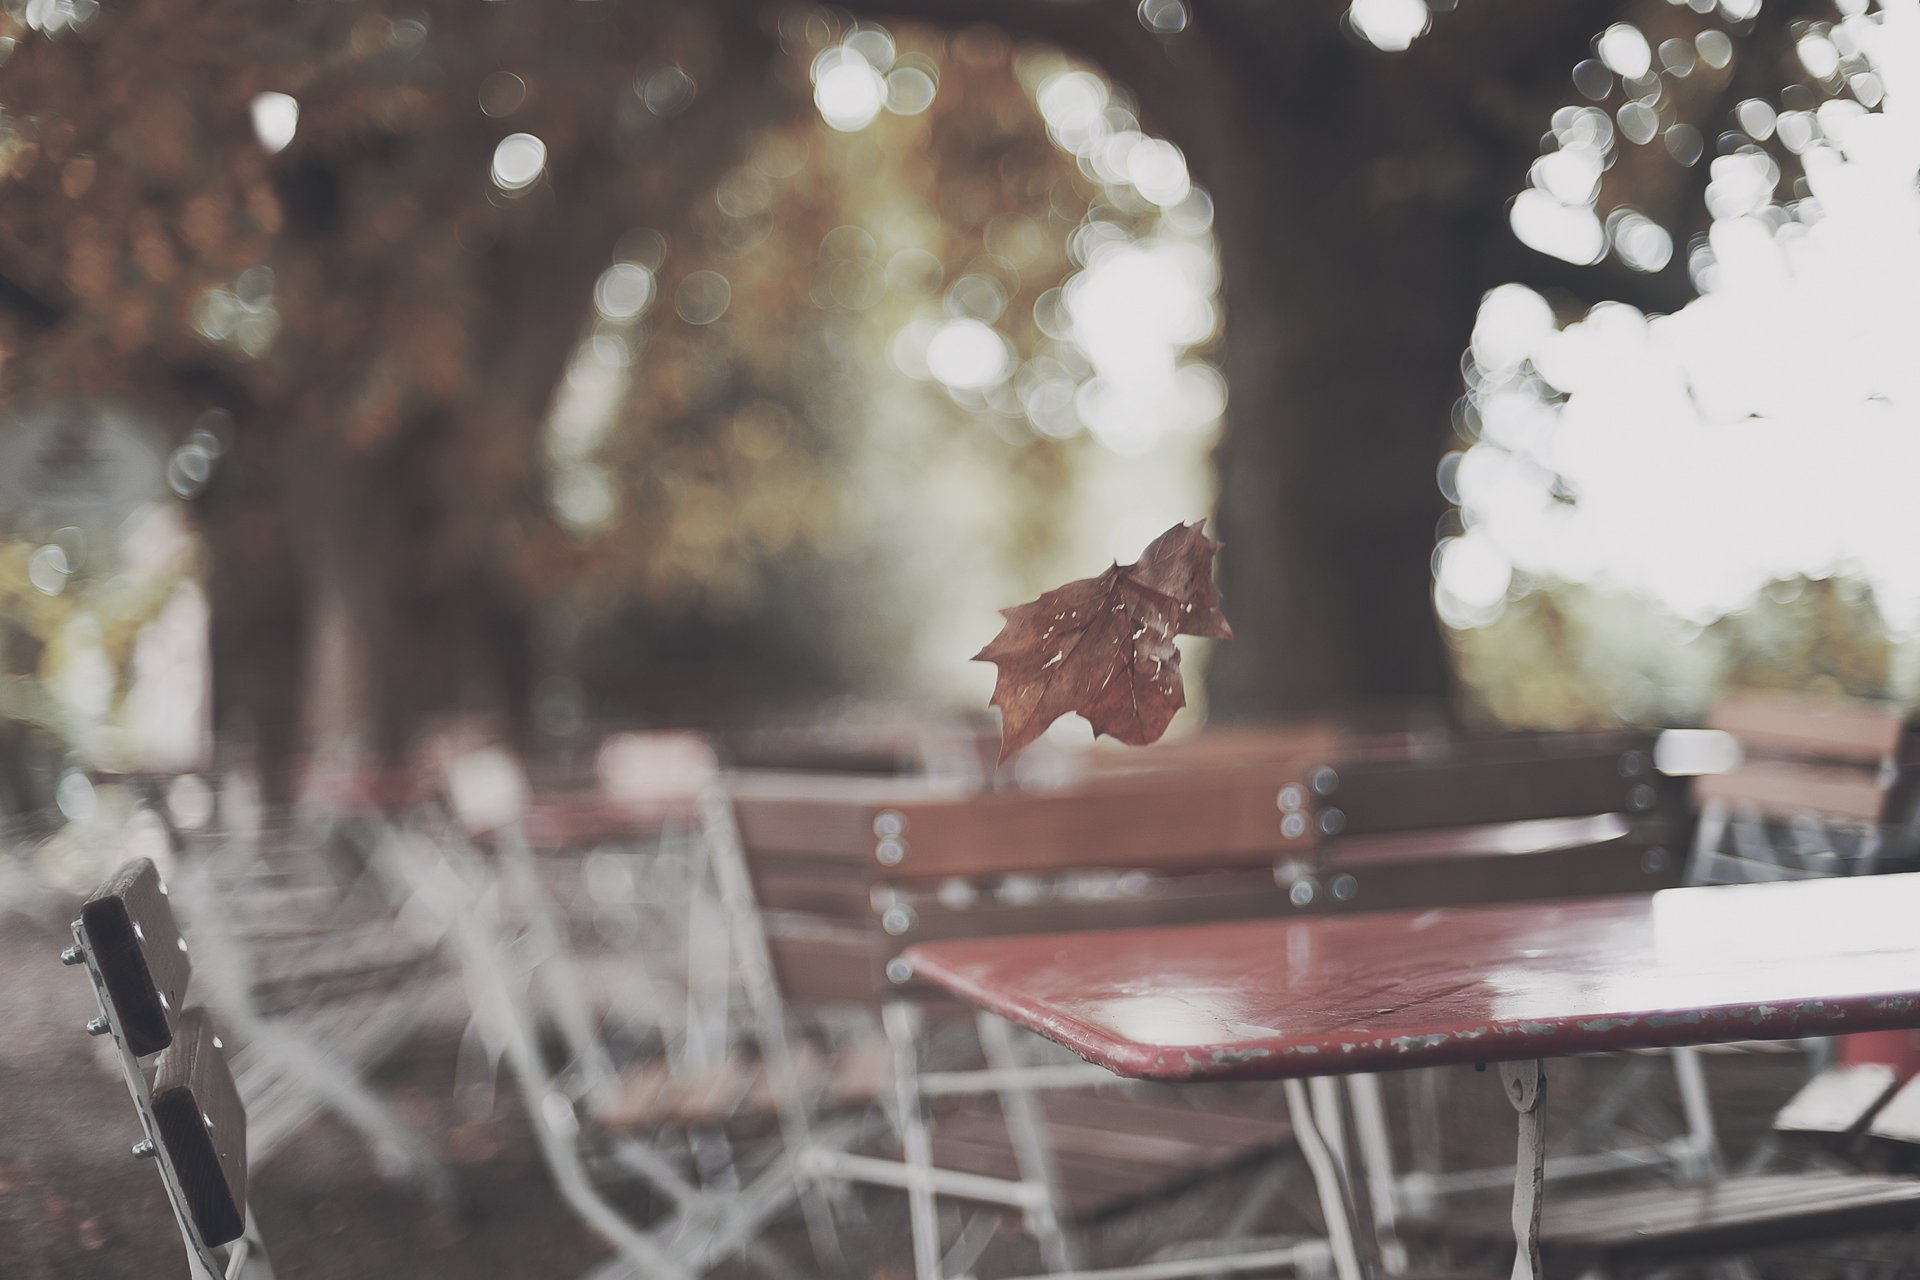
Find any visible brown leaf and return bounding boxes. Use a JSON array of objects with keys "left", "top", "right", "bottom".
[{"left": 975, "top": 521, "right": 1231, "bottom": 763}]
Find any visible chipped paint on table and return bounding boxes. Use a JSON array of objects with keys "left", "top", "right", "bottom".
[{"left": 903, "top": 873, "right": 1920, "bottom": 1082}]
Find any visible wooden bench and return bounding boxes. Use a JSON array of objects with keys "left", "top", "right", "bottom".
[{"left": 66, "top": 856, "right": 273, "bottom": 1276}]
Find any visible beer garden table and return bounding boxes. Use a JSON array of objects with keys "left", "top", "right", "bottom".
[{"left": 903, "top": 873, "right": 1920, "bottom": 1280}]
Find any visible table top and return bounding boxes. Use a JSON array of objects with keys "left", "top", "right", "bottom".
[{"left": 903, "top": 873, "right": 1920, "bottom": 1082}]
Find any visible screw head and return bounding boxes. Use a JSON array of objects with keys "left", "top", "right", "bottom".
[
  {"left": 885, "top": 958, "right": 913, "bottom": 985},
  {"left": 60, "top": 946, "right": 84, "bottom": 966},
  {"left": 875, "top": 838, "right": 906, "bottom": 866},
  {"left": 131, "top": 1139, "right": 156, "bottom": 1160},
  {"left": 86, "top": 1016, "right": 110, "bottom": 1036},
  {"left": 1309, "top": 766, "right": 1339, "bottom": 796},
  {"left": 1317, "top": 808, "right": 1347, "bottom": 837},
  {"left": 1276, "top": 785, "right": 1305, "bottom": 812}
]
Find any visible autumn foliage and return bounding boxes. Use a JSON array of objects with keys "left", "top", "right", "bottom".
[{"left": 975, "top": 520, "right": 1230, "bottom": 761}]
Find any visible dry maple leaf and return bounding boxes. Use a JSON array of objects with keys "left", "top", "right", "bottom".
[{"left": 975, "top": 521, "right": 1231, "bottom": 762}]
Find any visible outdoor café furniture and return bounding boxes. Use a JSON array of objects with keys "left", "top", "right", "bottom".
[
  {"left": 905, "top": 872, "right": 1920, "bottom": 1280},
  {"left": 391, "top": 741, "right": 824, "bottom": 1280},
  {"left": 700, "top": 721, "right": 1693, "bottom": 1279},
  {"left": 97, "top": 766, "right": 451, "bottom": 1200},
  {"left": 62, "top": 857, "right": 276, "bottom": 1280},
  {"left": 1667, "top": 694, "right": 1920, "bottom": 1164},
  {"left": 1686, "top": 692, "right": 1920, "bottom": 886}
]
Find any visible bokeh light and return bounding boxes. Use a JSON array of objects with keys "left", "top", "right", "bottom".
[
  {"left": 249, "top": 92, "right": 297, "bottom": 154},
  {"left": 491, "top": 132, "right": 546, "bottom": 190},
  {"left": 1447, "top": 0, "right": 1920, "bottom": 653}
]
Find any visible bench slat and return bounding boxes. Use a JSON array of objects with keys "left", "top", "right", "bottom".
[
  {"left": 81, "top": 858, "right": 191, "bottom": 1057},
  {"left": 1441, "top": 1173, "right": 1920, "bottom": 1265},
  {"left": 151, "top": 1006, "right": 248, "bottom": 1248}
]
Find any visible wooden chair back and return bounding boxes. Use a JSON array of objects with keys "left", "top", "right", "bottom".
[
  {"left": 724, "top": 723, "right": 1678, "bottom": 1003},
  {"left": 1693, "top": 693, "right": 1920, "bottom": 826},
  {"left": 724, "top": 728, "right": 1336, "bottom": 1005},
  {"left": 1280, "top": 729, "right": 1682, "bottom": 908}
]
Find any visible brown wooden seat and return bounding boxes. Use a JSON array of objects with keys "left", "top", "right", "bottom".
[
  {"left": 604, "top": 1037, "right": 894, "bottom": 1130},
  {"left": 1445, "top": 1173, "right": 1920, "bottom": 1271}
]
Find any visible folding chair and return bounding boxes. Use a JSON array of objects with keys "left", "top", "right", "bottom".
[
  {"left": 381, "top": 739, "right": 829, "bottom": 1280},
  {"left": 62, "top": 856, "right": 276, "bottom": 1279},
  {"left": 1381, "top": 703, "right": 1920, "bottom": 1275},
  {"left": 116, "top": 767, "right": 451, "bottom": 1199},
  {"left": 706, "top": 731, "right": 1393, "bottom": 1280},
  {"left": 1677, "top": 693, "right": 1920, "bottom": 1166},
  {"left": 1686, "top": 692, "right": 1920, "bottom": 886}
]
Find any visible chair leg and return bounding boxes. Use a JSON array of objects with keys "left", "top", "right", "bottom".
[
  {"left": 1670, "top": 1046, "right": 1723, "bottom": 1181},
  {"left": 698, "top": 789, "right": 847, "bottom": 1274},
  {"left": 884, "top": 1001, "right": 945, "bottom": 1280},
  {"left": 976, "top": 1011, "right": 1078, "bottom": 1273},
  {"left": 1282, "top": 1079, "right": 1363, "bottom": 1280},
  {"left": 1346, "top": 1074, "right": 1409, "bottom": 1274}
]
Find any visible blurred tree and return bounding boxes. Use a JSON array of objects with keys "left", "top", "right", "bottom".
[
  {"left": 867, "top": 0, "right": 1633, "bottom": 719},
  {"left": 0, "top": 0, "right": 789, "bottom": 772},
  {"left": 0, "top": 0, "right": 1644, "bottom": 782}
]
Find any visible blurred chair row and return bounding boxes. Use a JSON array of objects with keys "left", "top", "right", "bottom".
[{"left": 63, "top": 690, "right": 1920, "bottom": 1280}]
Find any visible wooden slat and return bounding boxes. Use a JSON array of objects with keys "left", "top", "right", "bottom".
[
  {"left": 759, "top": 835, "right": 1676, "bottom": 1003},
  {"left": 1307, "top": 740, "right": 1656, "bottom": 835},
  {"left": 1774, "top": 1063, "right": 1901, "bottom": 1140},
  {"left": 152, "top": 1006, "right": 248, "bottom": 1248},
  {"left": 1709, "top": 694, "right": 1908, "bottom": 764},
  {"left": 1441, "top": 1173, "right": 1920, "bottom": 1265},
  {"left": 884, "top": 833, "right": 1675, "bottom": 961},
  {"left": 917, "top": 1095, "right": 1291, "bottom": 1220},
  {"left": 729, "top": 764, "right": 1316, "bottom": 881},
  {"left": 81, "top": 858, "right": 191, "bottom": 1057},
  {"left": 1695, "top": 759, "right": 1889, "bottom": 824}
]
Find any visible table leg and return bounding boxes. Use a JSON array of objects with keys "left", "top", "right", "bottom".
[{"left": 1499, "top": 1060, "right": 1547, "bottom": 1280}]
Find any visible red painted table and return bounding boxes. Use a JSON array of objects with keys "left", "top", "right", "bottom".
[{"left": 904, "top": 874, "right": 1920, "bottom": 1279}]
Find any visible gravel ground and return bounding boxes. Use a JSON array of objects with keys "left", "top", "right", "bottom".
[{"left": 2, "top": 872, "right": 1909, "bottom": 1280}]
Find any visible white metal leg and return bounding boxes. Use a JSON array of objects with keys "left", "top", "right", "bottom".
[
  {"left": 1282, "top": 1078, "right": 1362, "bottom": 1280},
  {"left": 976, "top": 1011, "right": 1079, "bottom": 1273},
  {"left": 885, "top": 1001, "right": 946, "bottom": 1280},
  {"left": 698, "top": 789, "right": 847, "bottom": 1272},
  {"left": 1346, "top": 1074, "right": 1408, "bottom": 1273},
  {"left": 1499, "top": 1060, "right": 1547, "bottom": 1280}
]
